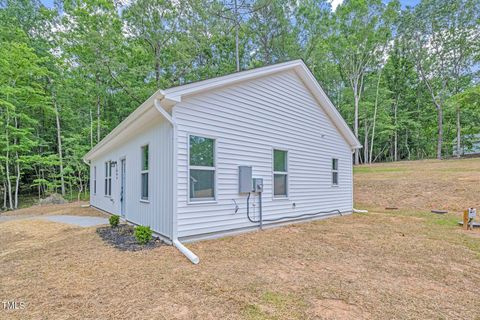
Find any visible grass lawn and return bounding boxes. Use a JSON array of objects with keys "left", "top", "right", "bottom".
[{"left": 1, "top": 159, "right": 480, "bottom": 319}]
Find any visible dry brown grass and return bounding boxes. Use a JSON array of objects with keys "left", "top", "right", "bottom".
[
  {"left": 0, "top": 201, "right": 105, "bottom": 217},
  {"left": 1, "top": 159, "right": 480, "bottom": 319},
  {"left": 354, "top": 158, "right": 480, "bottom": 212}
]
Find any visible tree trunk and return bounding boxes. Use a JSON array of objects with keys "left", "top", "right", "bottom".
[
  {"left": 77, "top": 169, "right": 83, "bottom": 202},
  {"left": 4, "top": 157, "right": 11, "bottom": 210},
  {"left": 392, "top": 93, "right": 400, "bottom": 162},
  {"left": 90, "top": 108, "right": 93, "bottom": 148},
  {"left": 14, "top": 153, "right": 20, "bottom": 209},
  {"left": 234, "top": 0, "right": 240, "bottom": 72},
  {"left": 353, "top": 87, "right": 360, "bottom": 165},
  {"left": 14, "top": 116, "right": 20, "bottom": 209},
  {"left": 369, "top": 70, "right": 382, "bottom": 164},
  {"left": 456, "top": 106, "right": 461, "bottom": 158},
  {"left": 155, "top": 49, "right": 160, "bottom": 87},
  {"left": 96, "top": 75, "right": 101, "bottom": 143},
  {"left": 394, "top": 100, "right": 398, "bottom": 162},
  {"left": 2, "top": 181, "right": 6, "bottom": 210},
  {"left": 5, "top": 111, "right": 13, "bottom": 210},
  {"left": 405, "top": 130, "right": 411, "bottom": 160},
  {"left": 437, "top": 105, "right": 443, "bottom": 160},
  {"left": 54, "top": 99, "right": 66, "bottom": 196},
  {"left": 363, "top": 121, "right": 369, "bottom": 164}
]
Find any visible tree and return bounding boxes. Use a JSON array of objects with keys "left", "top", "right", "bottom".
[
  {"left": 0, "top": 36, "right": 51, "bottom": 208},
  {"left": 329, "top": 0, "right": 399, "bottom": 164},
  {"left": 401, "top": 0, "right": 480, "bottom": 159}
]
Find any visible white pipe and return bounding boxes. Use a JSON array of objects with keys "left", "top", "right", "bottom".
[
  {"left": 353, "top": 208, "right": 368, "bottom": 213},
  {"left": 154, "top": 97, "right": 200, "bottom": 265},
  {"left": 173, "top": 239, "right": 199, "bottom": 264}
]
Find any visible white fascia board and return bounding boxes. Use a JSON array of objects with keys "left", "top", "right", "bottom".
[{"left": 163, "top": 60, "right": 304, "bottom": 99}]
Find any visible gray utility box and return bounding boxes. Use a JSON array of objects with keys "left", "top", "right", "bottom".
[
  {"left": 253, "top": 178, "right": 264, "bottom": 192},
  {"left": 239, "top": 166, "right": 253, "bottom": 193}
]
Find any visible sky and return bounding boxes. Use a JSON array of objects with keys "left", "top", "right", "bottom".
[
  {"left": 331, "top": 0, "right": 420, "bottom": 10},
  {"left": 39, "top": 0, "right": 421, "bottom": 10}
]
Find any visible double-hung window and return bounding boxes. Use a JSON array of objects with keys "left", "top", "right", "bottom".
[
  {"left": 332, "top": 158, "right": 339, "bottom": 186},
  {"left": 273, "top": 149, "right": 288, "bottom": 197},
  {"left": 189, "top": 135, "right": 215, "bottom": 201},
  {"left": 141, "top": 145, "right": 149, "bottom": 200},
  {"left": 93, "top": 166, "right": 97, "bottom": 195},
  {"left": 105, "top": 161, "right": 112, "bottom": 196}
]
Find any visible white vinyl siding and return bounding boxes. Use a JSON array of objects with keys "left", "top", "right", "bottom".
[
  {"left": 174, "top": 70, "right": 353, "bottom": 239},
  {"left": 89, "top": 111, "right": 173, "bottom": 239}
]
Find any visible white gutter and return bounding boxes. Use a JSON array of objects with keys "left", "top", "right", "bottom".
[{"left": 154, "top": 98, "right": 200, "bottom": 265}]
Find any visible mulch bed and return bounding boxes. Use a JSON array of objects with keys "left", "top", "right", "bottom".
[{"left": 96, "top": 224, "right": 163, "bottom": 251}]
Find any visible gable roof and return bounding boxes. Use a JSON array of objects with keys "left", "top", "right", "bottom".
[{"left": 84, "top": 60, "right": 361, "bottom": 161}]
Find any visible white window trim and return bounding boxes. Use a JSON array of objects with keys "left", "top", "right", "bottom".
[
  {"left": 272, "top": 148, "right": 289, "bottom": 199},
  {"left": 332, "top": 158, "right": 339, "bottom": 187},
  {"left": 140, "top": 144, "right": 149, "bottom": 202},
  {"left": 104, "top": 161, "right": 112, "bottom": 197},
  {"left": 187, "top": 134, "right": 217, "bottom": 204}
]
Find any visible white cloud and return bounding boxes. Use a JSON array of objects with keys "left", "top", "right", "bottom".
[{"left": 329, "top": 0, "right": 344, "bottom": 11}]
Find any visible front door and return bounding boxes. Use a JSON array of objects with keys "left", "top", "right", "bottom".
[{"left": 120, "top": 158, "right": 126, "bottom": 218}]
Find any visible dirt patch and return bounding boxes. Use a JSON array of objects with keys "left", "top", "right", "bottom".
[
  {"left": 310, "top": 299, "right": 368, "bottom": 320},
  {"left": 96, "top": 225, "right": 164, "bottom": 251}
]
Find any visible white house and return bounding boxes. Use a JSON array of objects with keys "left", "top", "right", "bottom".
[{"left": 83, "top": 60, "right": 361, "bottom": 263}]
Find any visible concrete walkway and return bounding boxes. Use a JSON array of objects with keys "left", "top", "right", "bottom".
[
  {"left": 41, "top": 215, "right": 109, "bottom": 227},
  {"left": 0, "top": 214, "right": 108, "bottom": 227}
]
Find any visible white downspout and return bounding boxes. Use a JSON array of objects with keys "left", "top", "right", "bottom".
[
  {"left": 353, "top": 208, "right": 368, "bottom": 213},
  {"left": 172, "top": 239, "right": 199, "bottom": 264},
  {"left": 154, "top": 98, "right": 200, "bottom": 265}
]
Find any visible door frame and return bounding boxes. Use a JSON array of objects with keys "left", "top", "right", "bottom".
[{"left": 120, "top": 157, "right": 126, "bottom": 218}]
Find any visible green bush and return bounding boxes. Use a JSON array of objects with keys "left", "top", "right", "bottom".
[
  {"left": 134, "top": 226, "right": 153, "bottom": 245},
  {"left": 109, "top": 214, "right": 120, "bottom": 228}
]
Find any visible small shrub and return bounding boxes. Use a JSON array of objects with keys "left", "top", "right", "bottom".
[
  {"left": 134, "top": 225, "right": 153, "bottom": 245},
  {"left": 109, "top": 214, "right": 120, "bottom": 228}
]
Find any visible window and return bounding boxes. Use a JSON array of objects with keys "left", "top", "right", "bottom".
[
  {"left": 141, "top": 145, "right": 149, "bottom": 200},
  {"left": 189, "top": 135, "right": 215, "bottom": 201},
  {"left": 93, "top": 166, "right": 97, "bottom": 195},
  {"left": 273, "top": 149, "right": 288, "bottom": 197},
  {"left": 332, "top": 158, "right": 339, "bottom": 186},
  {"left": 104, "top": 161, "right": 112, "bottom": 196}
]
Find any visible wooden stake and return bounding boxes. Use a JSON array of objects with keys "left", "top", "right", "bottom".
[{"left": 463, "top": 210, "right": 469, "bottom": 230}]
